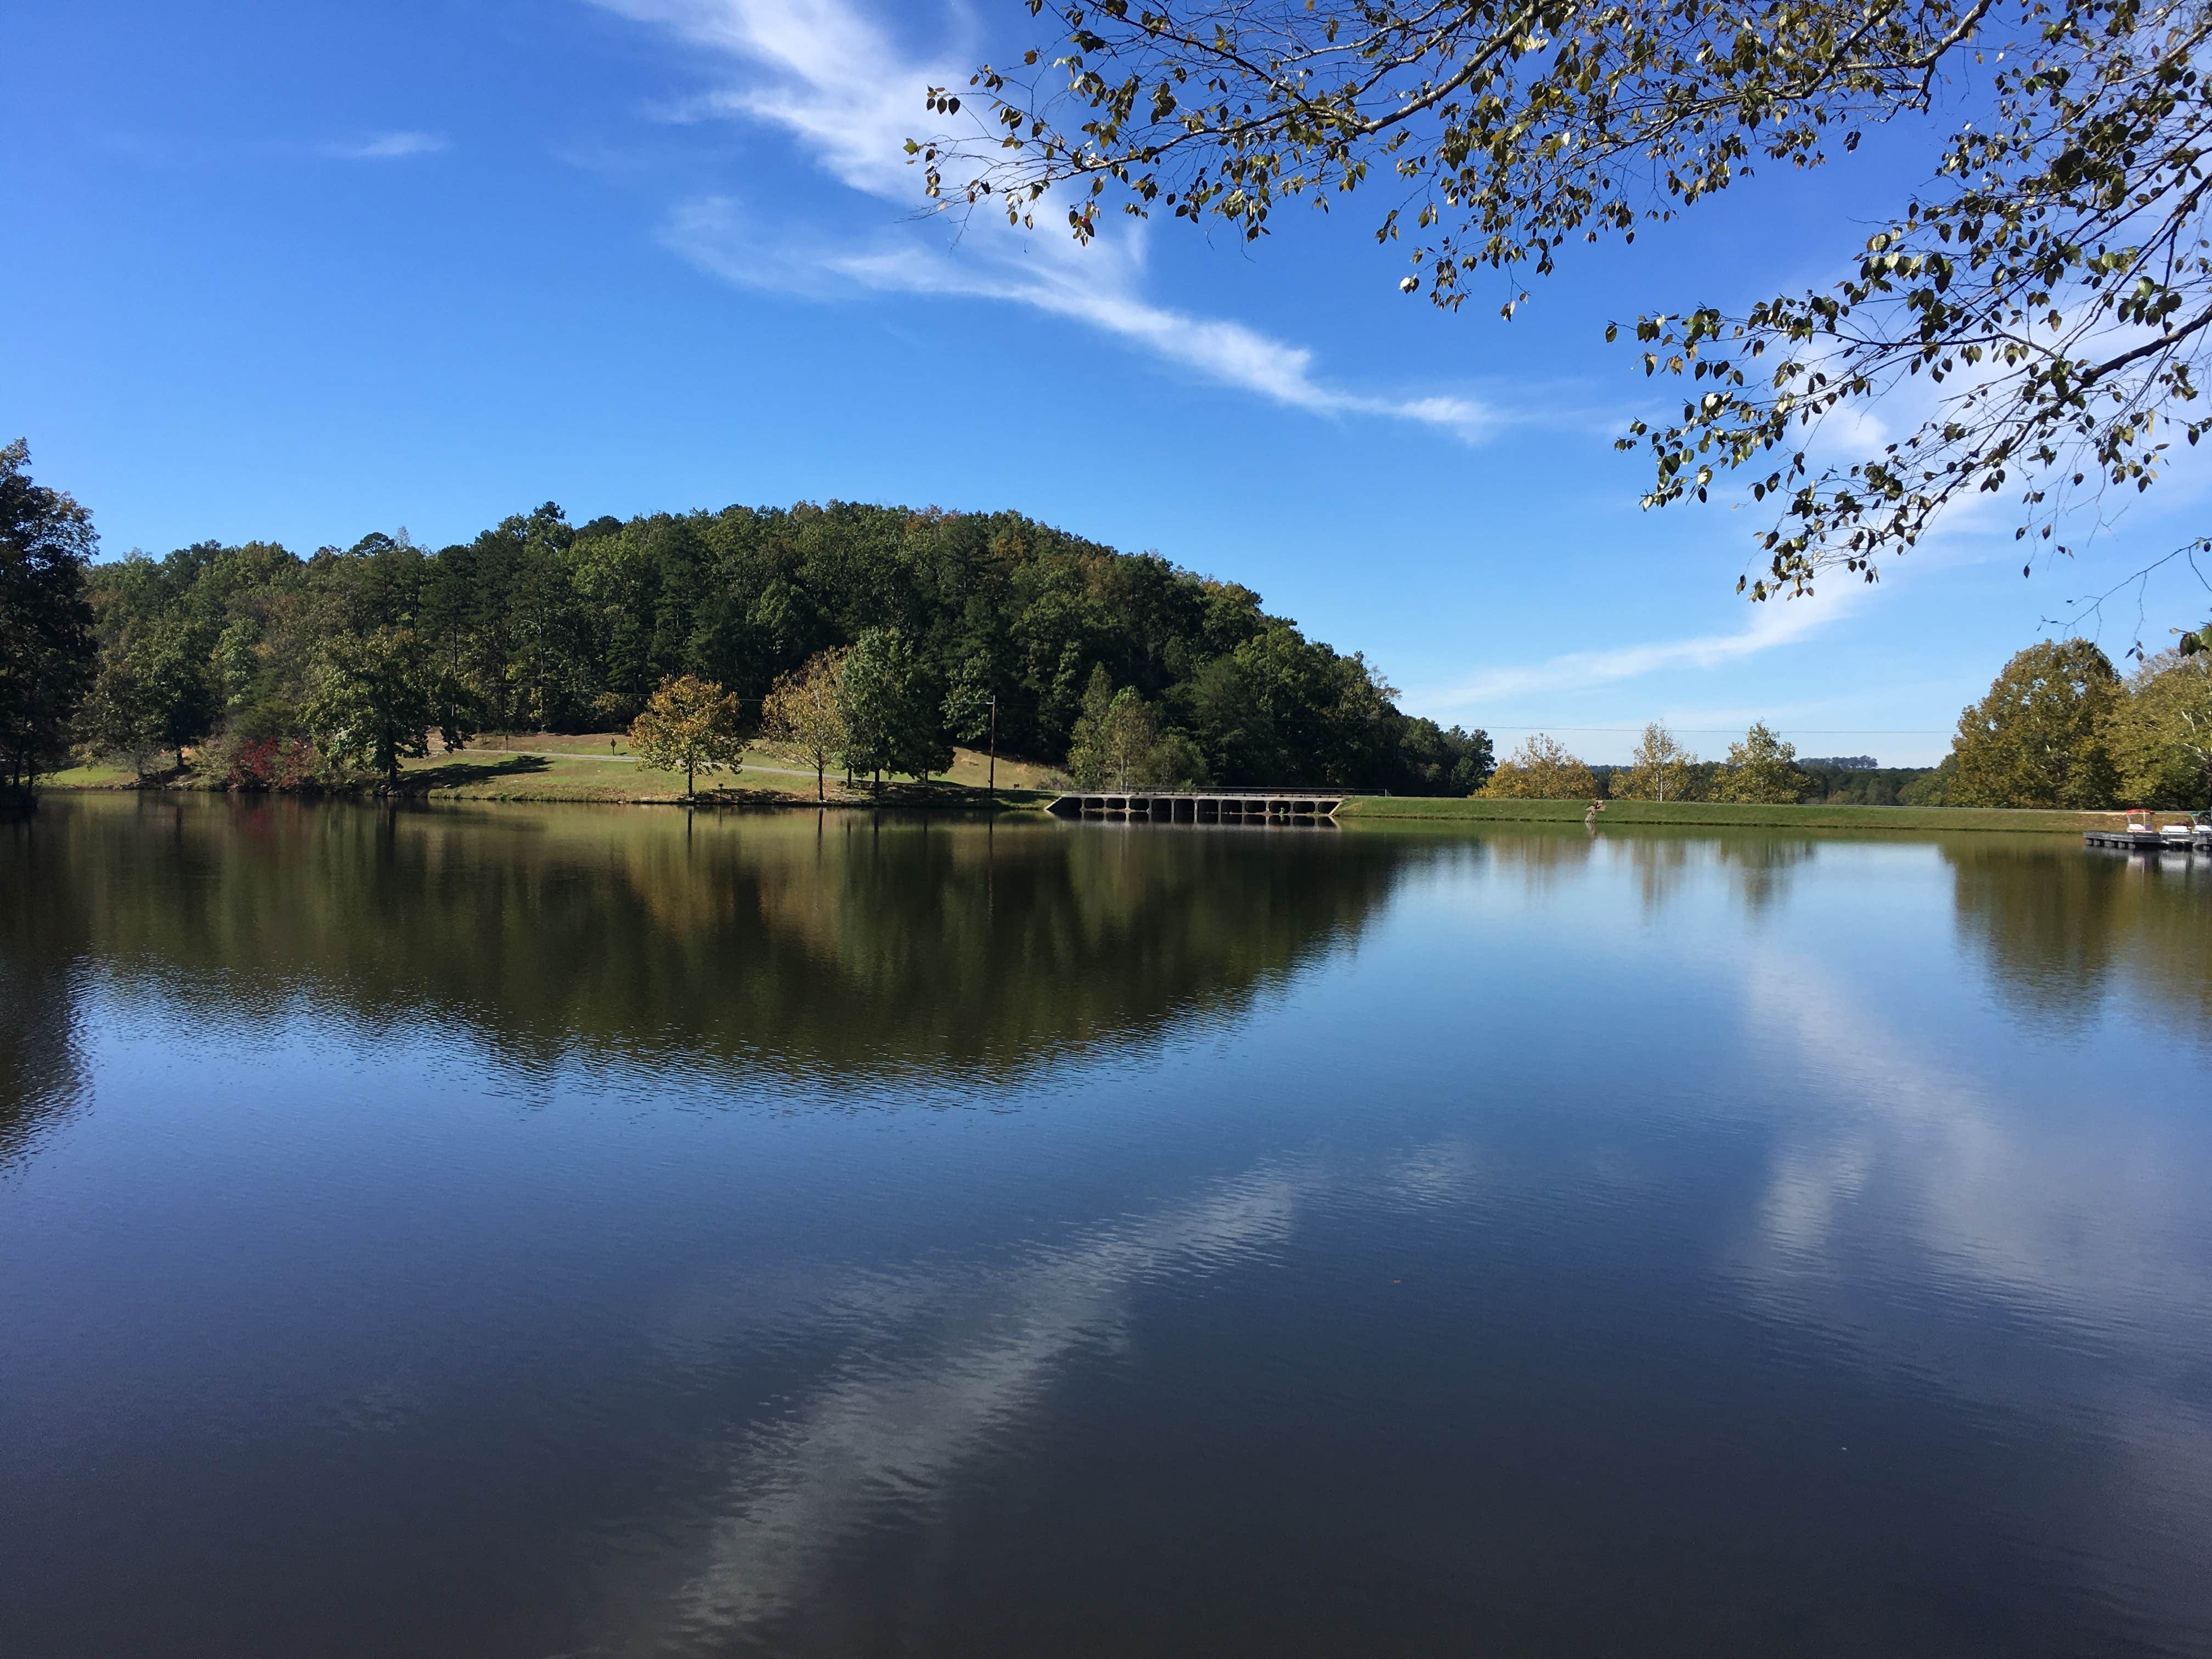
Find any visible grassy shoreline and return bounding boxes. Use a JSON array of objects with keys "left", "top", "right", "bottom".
[
  {"left": 40, "top": 763, "right": 2141, "bottom": 832},
  {"left": 41, "top": 762, "right": 1058, "bottom": 810},
  {"left": 41, "top": 740, "right": 1065, "bottom": 810},
  {"left": 1336, "top": 795, "right": 2124, "bottom": 833}
]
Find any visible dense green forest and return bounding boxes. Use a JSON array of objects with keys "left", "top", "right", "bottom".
[
  {"left": 14, "top": 439, "right": 2205, "bottom": 811},
  {"left": 69, "top": 498, "right": 1492, "bottom": 794}
]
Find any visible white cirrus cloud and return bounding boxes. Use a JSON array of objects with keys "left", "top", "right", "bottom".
[
  {"left": 595, "top": 0, "right": 1503, "bottom": 442},
  {"left": 324, "top": 131, "right": 449, "bottom": 161},
  {"left": 659, "top": 194, "right": 1503, "bottom": 442},
  {"left": 1419, "top": 584, "right": 1862, "bottom": 710}
]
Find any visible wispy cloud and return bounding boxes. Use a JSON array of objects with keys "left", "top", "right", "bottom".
[
  {"left": 596, "top": 0, "right": 1502, "bottom": 441},
  {"left": 659, "top": 194, "right": 1503, "bottom": 441},
  {"left": 1420, "top": 586, "right": 1860, "bottom": 710},
  {"left": 323, "top": 131, "right": 448, "bottom": 161}
]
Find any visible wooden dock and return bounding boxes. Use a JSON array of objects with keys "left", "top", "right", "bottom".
[
  {"left": 1048, "top": 789, "right": 1345, "bottom": 823},
  {"left": 2084, "top": 822, "right": 2212, "bottom": 852}
]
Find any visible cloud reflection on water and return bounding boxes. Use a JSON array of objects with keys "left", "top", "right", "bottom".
[
  {"left": 1733, "top": 944, "right": 2212, "bottom": 1630},
  {"left": 612, "top": 1163, "right": 1314, "bottom": 1646}
]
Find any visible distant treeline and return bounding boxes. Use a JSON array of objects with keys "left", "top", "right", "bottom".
[
  {"left": 1476, "top": 724, "right": 1944, "bottom": 806},
  {"left": 1589, "top": 760, "right": 1937, "bottom": 805},
  {"left": 73, "top": 499, "right": 1492, "bottom": 794},
  {"left": 1484, "top": 630, "right": 2212, "bottom": 812}
]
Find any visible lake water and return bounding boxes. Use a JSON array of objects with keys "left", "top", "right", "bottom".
[{"left": 4, "top": 795, "right": 2210, "bottom": 1658}]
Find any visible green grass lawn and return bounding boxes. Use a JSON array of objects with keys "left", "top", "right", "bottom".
[
  {"left": 393, "top": 751, "right": 1054, "bottom": 807},
  {"left": 38, "top": 753, "right": 2132, "bottom": 831},
  {"left": 1336, "top": 794, "right": 2123, "bottom": 833},
  {"left": 454, "top": 734, "right": 1066, "bottom": 787},
  {"left": 40, "top": 761, "right": 142, "bottom": 789},
  {"left": 37, "top": 748, "right": 1058, "bottom": 809}
]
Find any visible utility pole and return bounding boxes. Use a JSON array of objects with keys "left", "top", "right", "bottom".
[{"left": 988, "top": 693, "right": 997, "bottom": 804}]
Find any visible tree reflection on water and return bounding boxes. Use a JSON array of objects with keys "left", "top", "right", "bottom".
[
  {"left": 0, "top": 814, "right": 90, "bottom": 1172},
  {"left": 1945, "top": 837, "right": 2212, "bottom": 1038},
  {"left": 10, "top": 798, "right": 1418, "bottom": 1091}
]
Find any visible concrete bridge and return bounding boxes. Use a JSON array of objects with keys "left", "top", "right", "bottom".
[{"left": 1047, "top": 789, "right": 1345, "bottom": 823}]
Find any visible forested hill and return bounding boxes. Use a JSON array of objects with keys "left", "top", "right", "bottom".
[{"left": 80, "top": 500, "right": 1492, "bottom": 793}]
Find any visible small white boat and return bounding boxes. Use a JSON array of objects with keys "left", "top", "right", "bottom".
[{"left": 2085, "top": 809, "right": 2198, "bottom": 851}]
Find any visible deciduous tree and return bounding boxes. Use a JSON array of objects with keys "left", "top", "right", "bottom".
[
  {"left": 1479, "top": 734, "right": 1597, "bottom": 799},
  {"left": 629, "top": 674, "right": 746, "bottom": 798},
  {"left": 761, "top": 648, "right": 850, "bottom": 803},
  {"left": 1068, "top": 670, "right": 1204, "bottom": 788},
  {"left": 1099, "top": 689, "right": 1160, "bottom": 790},
  {"left": 304, "top": 627, "right": 465, "bottom": 790},
  {"left": 133, "top": 619, "right": 221, "bottom": 772},
  {"left": 1065, "top": 664, "right": 1116, "bottom": 788},
  {"left": 1713, "top": 723, "right": 1815, "bottom": 804},
  {"left": 1616, "top": 722, "right": 1699, "bottom": 802},
  {"left": 75, "top": 650, "right": 165, "bottom": 778},
  {"left": 1949, "top": 639, "right": 2120, "bottom": 807},
  {"left": 838, "top": 627, "right": 951, "bottom": 787},
  {"left": 2101, "top": 633, "right": 2212, "bottom": 806},
  {"left": 0, "top": 440, "right": 96, "bottom": 795},
  {"left": 941, "top": 651, "right": 996, "bottom": 748}
]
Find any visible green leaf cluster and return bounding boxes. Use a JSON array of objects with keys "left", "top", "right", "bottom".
[
  {"left": 1712, "top": 721, "right": 1817, "bottom": 804},
  {"left": 1611, "top": 721, "right": 1700, "bottom": 801},
  {"left": 838, "top": 627, "right": 953, "bottom": 787},
  {"left": 1900, "top": 629, "right": 2211, "bottom": 807},
  {"left": 1948, "top": 637, "right": 2123, "bottom": 808},
  {"left": 1065, "top": 665, "right": 1207, "bottom": 787},
  {"left": 929, "top": 0, "right": 2212, "bottom": 594},
  {"left": 2102, "top": 630, "right": 2212, "bottom": 804},
  {"left": 1479, "top": 732, "right": 1599, "bottom": 799},
  {"left": 628, "top": 675, "right": 747, "bottom": 797},
  {"left": 302, "top": 627, "right": 454, "bottom": 789},
  {"left": 760, "top": 648, "right": 850, "bottom": 802},
  {"left": 0, "top": 441, "right": 97, "bottom": 794}
]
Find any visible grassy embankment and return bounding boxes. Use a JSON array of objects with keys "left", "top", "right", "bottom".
[
  {"left": 1336, "top": 795, "right": 2123, "bottom": 833},
  {"left": 42, "top": 752, "right": 2137, "bottom": 830},
  {"left": 44, "top": 737, "right": 1066, "bottom": 808}
]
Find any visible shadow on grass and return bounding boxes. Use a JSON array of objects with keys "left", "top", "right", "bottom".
[
  {"left": 385, "top": 760, "right": 1059, "bottom": 810},
  {"left": 684, "top": 786, "right": 847, "bottom": 806},
  {"left": 680, "top": 779, "right": 1057, "bottom": 810},
  {"left": 397, "top": 755, "right": 553, "bottom": 793}
]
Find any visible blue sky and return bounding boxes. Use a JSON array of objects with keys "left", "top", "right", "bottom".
[{"left": 9, "top": 0, "right": 2210, "bottom": 764}]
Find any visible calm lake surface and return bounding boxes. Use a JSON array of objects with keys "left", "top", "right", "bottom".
[{"left": 4, "top": 795, "right": 2210, "bottom": 1658}]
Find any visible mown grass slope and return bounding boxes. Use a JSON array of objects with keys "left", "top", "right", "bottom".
[
  {"left": 42, "top": 741, "right": 1062, "bottom": 808},
  {"left": 1337, "top": 795, "right": 2122, "bottom": 833}
]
